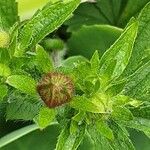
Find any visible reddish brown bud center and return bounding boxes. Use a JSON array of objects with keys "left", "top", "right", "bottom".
[{"left": 37, "top": 72, "right": 74, "bottom": 108}]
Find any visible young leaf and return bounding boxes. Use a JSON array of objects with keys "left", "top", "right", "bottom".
[
  {"left": 35, "top": 45, "right": 53, "bottom": 73},
  {"left": 95, "top": 120, "right": 114, "bottom": 140},
  {"left": 0, "top": 0, "right": 19, "bottom": 30},
  {"left": 105, "top": 79, "right": 127, "bottom": 96},
  {"left": 34, "top": 107, "right": 56, "bottom": 129},
  {"left": 99, "top": 21, "right": 138, "bottom": 85},
  {"left": 72, "top": 111, "right": 85, "bottom": 122},
  {"left": 0, "top": 63, "right": 11, "bottom": 77},
  {"left": 6, "top": 75, "right": 37, "bottom": 95},
  {"left": 99, "top": 59, "right": 117, "bottom": 89},
  {"left": 56, "top": 123, "right": 85, "bottom": 150},
  {"left": 70, "top": 96, "right": 106, "bottom": 113},
  {"left": 90, "top": 50, "right": 100, "bottom": 73},
  {"left": 111, "top": 106, "right": 133, "bottom": 122},
  {"left": 70, "top": 120, "right": 78, "bottom": 135},
  {"left": 16, "top": 0, "right": 80, "bottom": 55},
  {"left": 112, "top": 95, "right": 142, "bottom": 107}
]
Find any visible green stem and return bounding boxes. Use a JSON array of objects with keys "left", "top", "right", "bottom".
[{"left": 0, "top": 122, "right": 58, "bottom": 148}]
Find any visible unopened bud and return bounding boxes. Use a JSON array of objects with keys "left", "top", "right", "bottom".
[{"left": 37, "top": 72, "right": 74, "bottom": 108}]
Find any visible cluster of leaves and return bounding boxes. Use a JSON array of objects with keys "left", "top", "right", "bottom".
[
  {"left": 0, "top": 0, "right": 150, "bottom": 150},
  {"left": 66, "top": 0, "right": 150, "bottom": 58}
]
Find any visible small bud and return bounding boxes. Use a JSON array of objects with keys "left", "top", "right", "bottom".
[
  {"left": 42, "top": 38, "right": 64, "bottom": 52},
  {"left": 0, "top": 31, "right": 10, "bottom": 48},
  {"left": 37, "top": 72, "right": 74, "bottom": 108}
]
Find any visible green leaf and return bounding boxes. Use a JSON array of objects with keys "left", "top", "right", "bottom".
[
  {"left": 0, "top": 124, "right": 39, "bottom": 149},
  {"left": 88, "top": 122, "right": 135, "bottom": 150},
  {"left": 7, "top": 23, "right": 18, "bottom": 56},
  {"left": 70, "top": 124, "right": 85, "bottom": 150},
  {"left": 118, "top": 0, "right": 150, "bottom": 26},
  {"left": 105, "top": 79, "right": 127, "bottom": 96},
  {"left": 70, "top": 96, "right": 106, "bottom": 113},
  {"left": 0, "top": 48, "right": 10, "bottom": 64},
  {"left": 34, "top": 107, "right": 56, "bottom": 129},
  {"left": 109, "top": 122, "right": 135, "bottom": 150},
  {"left": 0, "top": 85, "right": 8, "bottom": 101},
  {"left": 91, "top": 0, "right": 121, "bottom": 25},
  {"left": 122, "top": 2, "right": 150, "bottom": 76},
  {"left": 123, "top": 118, "right": 150, "bottom": 138},
  {"left": 67, "top": 25, "right": 122, "bottom": 59},
  {"left": 0, "top": 0, "right": 19, "bottom": 30},
  {"left": 57, "top": 56, "right": 88, "bottom": 82},
  {"left": 0, "top": 63, "right": 11, "bottom": 77},
  {"left": 99, "top": 59, "right": 117, "bottom": 89},
  {"left": 16, "top": 0, "right": 80, "bottom": 56},
  {"left": 56, "top": 123, "right": 85, "bottom": 150},
  {"left": 111, "top": 106, "right": 133, "bottom": 122},
  {"left": 6, "top": 98, "right": 40, "bottom": 121},
  {"left": 87, "top": 125, "right": 112, "bottom": 150},
  {"left": 64, "top": 61, "right": 91, "bottom": 88},
  {"left": 83, "top": 79, "right": 100, "bottom": 95},
  {"left": 73, "top": 61, "right": 91, "bottom": 80},
  {"left": 72, "top": 111, "right": 85, "bottom": 122},
  {"left": 35, "top": 45, "right": 53, "bottom": 73},
  {"left": 95, "top": 120, "right": 114, "bottom": 140},
  {"left": 70, "top": 120, "right": 78, "bottom": 135},
  {"left": 144, "top": 131, "right": 150, "bottom": 138},
  {"left": 56, "top": 125, "right": 70, "bottom": 150},
  {"left": 99, "top": 21, "right": 138, "bottom": 85},
  {"left": 66, "top": 0, "right": 122, "bottom": 31},
  {"left": 122, "top": 61, "right": 150, "bottom": 101},
  {"left": 62, "top": 56, "right": 88, "bottom": 69},
  {"left": 0, "top": 101, "right": 6, "bottom": 124},
  {"left": 66, "top": 0, "right": 150, "bottom": 30},
  {"left": 112, "top": 95, "right": 142, "bottom": 107},
  {"left": 129, "top": 102, "right": 150, "bottom": 119},
  {"left": 90, "top": 50, "right": 100, "bottom": 73},
  {"left": 6, "top": 75, "right": 37, "bottom": 95}
]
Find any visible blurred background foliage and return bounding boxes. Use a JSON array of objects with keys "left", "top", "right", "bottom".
[
  {"left": 17, "top": 0, "right": 49, "bottom": 20},
  {"left": 0, "top": 0, "right": 150, "bottom": 149}
]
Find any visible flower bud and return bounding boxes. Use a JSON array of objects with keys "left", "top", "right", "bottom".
[{"left": 37, "top": 72, "right": 74, "bottom": 108}]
